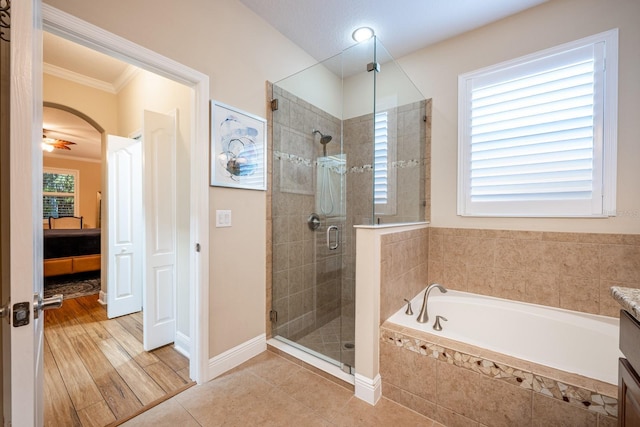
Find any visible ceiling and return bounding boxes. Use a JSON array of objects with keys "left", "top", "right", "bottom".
[
  {"left": 238, "top": 0, "right": 548, "bottom": 62},
  {"left": 43, "top": 0, "right": 549, "bottom": 160}
]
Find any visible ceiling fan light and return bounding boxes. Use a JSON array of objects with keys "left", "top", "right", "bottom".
[{"left": 41, "top": 142, "right": 55, "bottom": 152}]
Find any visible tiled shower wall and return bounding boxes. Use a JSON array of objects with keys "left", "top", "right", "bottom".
[
  {"left": 270, "top": 85, "right": 432, "bottom": 341},
  {"left": 270, "top": 85, "right": 344, "bottom": 340},
  {"left": 343, "top": 100, "right": 431, "bottom": 328}
]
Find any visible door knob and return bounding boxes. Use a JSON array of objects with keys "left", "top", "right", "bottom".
[{"left": 33, "top": 293, "right": 63, "bottom": 319}]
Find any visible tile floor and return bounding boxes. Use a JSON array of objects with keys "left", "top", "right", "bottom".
[
  {"left": 122, "top": 350, "right": 441, "bottom": 426},
  {"left": 296, "top": 317, "right": 355, "bottom": 367}
]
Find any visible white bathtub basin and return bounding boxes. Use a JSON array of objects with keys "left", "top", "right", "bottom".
[{"left": 387, "top": 289, "right": 622, "bottom": 384}]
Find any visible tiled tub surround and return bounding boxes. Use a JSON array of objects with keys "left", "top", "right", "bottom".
[
  {"left": 379, "top": 227, "right": 429, "bottom": 322},
  {"left": 391, "top": 289, "right": 621, "bottom": 385},
  {"left": 380, "top": 322, "right": 618, "bottom": 427},
  {"left": 374, "top": 227, "right": 640, "bottom": 425},
  {"left": 428, "top": 227, "right": 640, "bottom": 318}
]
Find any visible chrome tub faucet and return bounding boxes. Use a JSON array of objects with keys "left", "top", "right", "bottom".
[{"left": 416, "top": 283, "right": 447, "bottom": 323}]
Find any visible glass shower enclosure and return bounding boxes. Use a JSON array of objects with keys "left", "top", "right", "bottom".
[{"left": 270, "top": 36, "right": 427, "bottom": 373}]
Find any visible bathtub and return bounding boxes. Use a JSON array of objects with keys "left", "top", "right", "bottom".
[{"left": 387, "top": 289, "right": 622, "bottom": 385}]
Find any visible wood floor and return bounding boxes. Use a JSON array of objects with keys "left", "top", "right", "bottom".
[{"left": 44, "top": 294, "right": 193, "bottom": 427}]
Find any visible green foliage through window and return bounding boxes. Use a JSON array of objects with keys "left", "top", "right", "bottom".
[
  {"left": 43, "top": 173, "right": 75, "bottom": 193},
  {"left": 43, "top": 170, "right": 77, "bottom": 219}
]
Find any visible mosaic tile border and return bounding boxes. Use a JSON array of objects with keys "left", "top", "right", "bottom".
[
  {"left": 380, "top": 328, "right": 618, "bottom": 418},
  {"left": 273, "top": 151, "right": 424, "bottom": 174}
]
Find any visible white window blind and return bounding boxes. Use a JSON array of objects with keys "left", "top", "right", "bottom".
[
  {"left": 374, "top": 111, "right": 389, "bottom": 205},
  {"left": 458, "top": 30, "right": 618, "bottom": 217}
]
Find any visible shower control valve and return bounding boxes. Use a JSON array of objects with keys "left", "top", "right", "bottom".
[{"left": 307, "top": 213, "right": 321, "bottom": 230}]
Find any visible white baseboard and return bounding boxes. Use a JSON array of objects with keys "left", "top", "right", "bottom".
[
  {"left": 98, "top": 290, "right": 107, "bottom": 305},
  {"left": 354, "top": 373, "right": 382, "bottom": 405},
  {"left": 174, "top": 331, "right": 191, "bottom": 359},
  {"left": 208, "top": 333, "right": 266, "bottom": 380}
]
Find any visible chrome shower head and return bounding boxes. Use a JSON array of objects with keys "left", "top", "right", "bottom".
[{"left": 312, "top": 129, "right": 332, "bottom": 145}]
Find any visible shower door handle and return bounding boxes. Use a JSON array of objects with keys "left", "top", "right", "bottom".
[{"left": 327, "top": 225, "right": 339, "bottom": 250}]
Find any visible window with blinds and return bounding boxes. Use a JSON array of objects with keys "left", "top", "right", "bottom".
[
  {"left": 374, "top": 111, "right": 389, "bottom": 205},
  {"left": 43, "top": 168, "right": 79, "bottom": 219},
  {"left": 457, "top": 30, "right": 618, "bottom": 217}
]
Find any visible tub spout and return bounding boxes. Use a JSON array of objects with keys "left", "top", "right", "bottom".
[{"left": 416, "top": 283, "right": 447, "bottom": 324}]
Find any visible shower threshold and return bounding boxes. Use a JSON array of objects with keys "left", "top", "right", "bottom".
[{"left": 268, "top": 336, "right": 355, "bottom": 386}]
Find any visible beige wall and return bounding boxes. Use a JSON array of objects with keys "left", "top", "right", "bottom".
[
  {"left": 43, "top": 73, "right": 118, "bottom": 135},
  {"left": 43, "top": 0, "right": 317, "bottom": 359},
  {"left": 398, "top": 0, "right": 640, "bottom": 234},
  {"left": 42, "top": 157, "right": 101, "bottom": 228}
]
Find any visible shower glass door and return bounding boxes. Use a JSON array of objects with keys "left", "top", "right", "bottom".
[{"left": 270, "top": 40, "right": 376, "bottom": 371}]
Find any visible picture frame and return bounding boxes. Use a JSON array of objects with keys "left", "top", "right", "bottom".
[{"left": 210, "top": 100, "right": 267, "bottom": 190}]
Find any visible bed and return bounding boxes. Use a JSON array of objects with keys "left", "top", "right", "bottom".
[{"left": 43, "top": 229, "right": 101, "bottom": 277}]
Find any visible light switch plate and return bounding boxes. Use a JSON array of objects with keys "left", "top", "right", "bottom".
[{"left": 216, "top": 210, "right": 232, "bottom": 227}]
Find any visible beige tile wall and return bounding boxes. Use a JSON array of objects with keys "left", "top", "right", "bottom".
[
  {"left": 428, "top": 227, "right": 640, "bottom": 317},
  {"left": 379, "top": 227, "right": 429, "bottom": 321},
  {"left": 270, "top": 85, "right": 343, "bottom": 340}
]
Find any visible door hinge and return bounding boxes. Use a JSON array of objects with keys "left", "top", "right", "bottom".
[
  {"left": 195, "top": 243, "right": 201, "bottom": 252},
  {"left": 269, "top": 309, "right": 278, "bottom": 322},
  {"left": 341, "top": 363, "right": 354, "bottom": 374},
  {"left": 270, "top": 99, "right": 279, "bottom": 111}
]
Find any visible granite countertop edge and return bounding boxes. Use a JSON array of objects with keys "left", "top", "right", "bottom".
[{"left": 611, "top": 286, "right": 640, "bottom": 322}]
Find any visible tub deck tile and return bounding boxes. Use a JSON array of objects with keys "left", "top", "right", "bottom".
[{"left": 380, "top": 325, "right": 619, "bottom": 422}]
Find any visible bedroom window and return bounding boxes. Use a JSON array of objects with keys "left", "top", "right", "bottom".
[
  {"left": 43, "top": 167, "right": 79, "bottom": 219},
  {"left": 457, "top": 29, "right": 618, "bottom": 217}
]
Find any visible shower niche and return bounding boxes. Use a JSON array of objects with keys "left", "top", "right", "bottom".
[{"left": 270, "top": 36, "right": 428, "bottom": 373}]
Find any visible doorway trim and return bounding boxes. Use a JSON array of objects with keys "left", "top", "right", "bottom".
[{"left": 41, "top": 4, "right": 210, "bottom": 383}]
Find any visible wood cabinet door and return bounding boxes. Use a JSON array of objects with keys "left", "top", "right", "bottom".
[{"left": 619, "top": 358, "right": 640, "bottom": 426}]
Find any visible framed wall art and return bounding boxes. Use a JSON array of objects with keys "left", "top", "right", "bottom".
[{"left": 210, "top": 100, "right": 266, "bottom": 190}]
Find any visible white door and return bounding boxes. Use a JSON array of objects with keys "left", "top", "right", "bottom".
[
  {"left": 106, "top": 135, "right": 143, "bottom": 319},
  {"left": 3, "top": 0, "right": 45, "bottom": 424},
  {"left": 143, "top": 110, "right": 177, "bottom": 350}
]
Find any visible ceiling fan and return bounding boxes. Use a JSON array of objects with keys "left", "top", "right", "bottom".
[{"left": 41, "top": 131, "right": 76, "bottom": 152}]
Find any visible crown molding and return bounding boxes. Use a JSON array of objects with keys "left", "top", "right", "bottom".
[
  {"left": 43, "top": 62, "right": 117, "bottom": 94},
  {"left": 43, "top": 61, "right": 141, "bottom": 95},
  {"left": 113, "top": 64, "right": 140, "bottom": 93}
]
